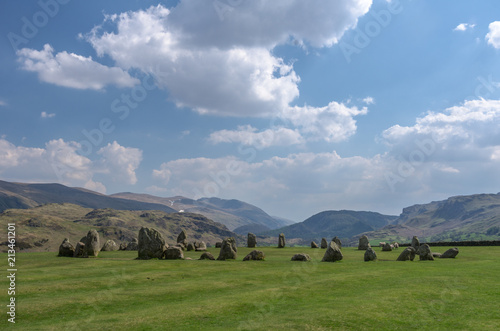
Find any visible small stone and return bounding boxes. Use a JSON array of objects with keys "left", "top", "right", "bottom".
[
  {"left": 199, "top": 252, "right": 215, "bottom": 260},
  {"left": 291, "top": 253, "right": 311, "bottom": 261},
  {"left": 440, "top": 247, "right": 459, "bottom": 259},
  {"left": 243, "top": 250, "right": 265, "bottom": 261}
]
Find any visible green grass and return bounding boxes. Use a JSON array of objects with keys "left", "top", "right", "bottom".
[{"left": 1, "top": 246, "right": 499, "bottom": 330}]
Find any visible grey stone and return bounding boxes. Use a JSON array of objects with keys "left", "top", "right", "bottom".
[
  {"left": 85, "top": 230, "right": 100, "bottom": 257},
  {"left": 417, "top": 244, "right": 434, "bottom": 261},
  {"left": 320, "top": 238, "right": 328, "bottom": 249},
  {"left": 278, "top": 233, "right": 285, "bottom": 248},
  {"left": 432, "top": 252, "right": 442, "bottom": 258},
  {"left": 397, "top": 246, "right": 416, "bottom": 261},
  {"left": 247, "top": 233, "right": 256, "bottom": 248},
  {"left": 199, "top": 252, "right": 215, "bottom": 260},
  {"left": 58, "top": 238, "right": 74, "bottom": 257},
  {"left": 332, "top": 236, "right": 342, "bottom": 249},
  {"left": 311, "top": 241, "right": 319, "bottom": 248},
  {"left": 382, "top": 242, "right": 393, "bottom": 251},
  {"left": 358, "top": 235, "right": 371, "bottom": 250},
  {"left": 195, "top": 241, "right": 207, "bottom": 251},
  {"left": 322, "top": 241, "right": 343, "bottom": 262},
  {"left": 101, "top": 239, "right": 119, "bottom": 252},
  {"left": 119, "top": 243, "right": 127, "bottom": 251},
  {"left": 164, "top": 246, "right": 184, "bottom": 260},
  {"left": 186, "top": 242, "right": 195, "bottom": 251},
  {"left": 138, "top": 227, "right": 167, "bottom": 260},
  {"left": 215, "top": 241, "right": 222, "bottom": 248},
  {"left": 411, "top": 236, "right": 420, "bottom": 250},
  {"left": 440, "top": 247, "right": 459, "bottom": 259},
  {"left": 217, "top": 237, "right": 238, "bottom": 260},
  {"left": 291, "top": 253, "right": 311, "bottom": 261},
  {"left": 177, "top": 230, "right": 187, "bottom": 245},
  {"left": 73, "top": 242, "right": 88, "bottom": 258},
  {"left": 125, "top": 238, "right": 138, "bottom": 251},
  {"left": 243, "top": 250, "right": 265, "bottom": 261},
  {"left": 364, "top": 247, "right": 377, "bottom": 261}
]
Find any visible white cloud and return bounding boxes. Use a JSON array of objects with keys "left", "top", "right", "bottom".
[
  {"left": 0, "top": 99, "right": 7, "bottom": 107},
  {"left": 96, "top": 141, "right": 143, "bottom": 185},
  {"left": 362, "top": 97, "right": 375, "bottom": 105},
  {"left": 17, "top": 44, "right": 139, "bottom": 90},
  {"left": 454, "top": 23, "right": 475, "bottom": 31},
  {"left": 208, "top": 125, "right": 304, "bottom": 148},
  {"left": 0, "top": 139, "right": 143, "bottom": 194},
  {"left": 41, "top": 111, "right": 55, "bottom": 118},
  {"left": 83, "top": 2, "right": 371, "bottom": 117},
  {"left": 486, "top": 21, "right": 500, "bottom": 48}
]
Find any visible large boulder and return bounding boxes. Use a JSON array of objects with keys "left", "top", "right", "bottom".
[
  {"left": 320, "top": 238, "right": 328, "bottom": 249},
  {"left": 397, "top": 246, "right": 416, "bottom": 261},
  {"left": 311, "top": 241, "right": 319, "bottom": 248},
  {"left": 243, "top": 250, "right": 265, "bottom": 261},
  {"left": 417, "top": 244, "right": 434, "bottom": 261},
  {"left": 291, "top": 253, "right": 311, "bottom": 261},
  {"left": 247, "top": 233, "right": 256, "bottom": 248},
  {"left": 101, "top": 239, "right": 119, "bottom": 252},
  {"left": 85, "top": 230, "right": 100, "bottom": 257},
  {"left": 411, "top": 236, "right": 420, "bottom": 250},
  {"left": 195, "top": 241, "right": 207, "bottom": 251},
  {"left": 217, "top": 237, "right": 238, "bottom": 260},
  {"left": 358, "top": 235, "right": 370, "bottom": 250},
  {"left": 125, "top": 238, "right": 139, "bottom": 251},
  {"left": 73, "top": 242, "right": 88, "bottom": 258},
  {"left": 440, "top": 247, "right": 459, "bottom": 259},
  {"left": 177, "top": 230, "right": 187, "bottom": 245},
  {"left": 322, "top": 241, "right": 343, "bottom": 262},
  {"left": 164, "top": 246, "right": 184, "bottom": 260},
  {"left": 278, "top": 233, "right": 285, "bottom": 248},
  {"left": 332, "top": 236, "right": 342, "bottom": 249},
  {"left": 199, "top": 252, "right": 215, "bottom": 260},
  {"left": 138, "top": 227, "right": 168, "bottom": 260},
  {"left": 382, "top": 242, "right": 393, "bottom": 252},
  {"left": 364, "top": 247, "right": 377, "bottom": 262},
  {"left": 58, "top": 238, "right": 75, "bottom": 257}
]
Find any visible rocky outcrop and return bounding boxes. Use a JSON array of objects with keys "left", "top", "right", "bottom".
[
  {"left": 217, "top": 237, "right": 238, "bottom": 260},
  {"left": 364, "top": 247, "right": 377, "bottom": 262},
  {"left": 358, "top": 235, "right": 370, "bottom": 250},
  {"left": 440, "top": 247, "right": 459, "bottom": 258},
  {"left": 138, "top": 227, "right": 167, "bottom": 260},
  {"left": 278, "top": 233, "right": 285, "bottom": 248},
  {"left": 243, "top": 250, "right": 265, "bottom": 261},
  {"left": 101, "top": 239, "right": 119, "bottom": 252},
  {"left": 291, "top": 253, "right": 311, "bottom": 261},
  {"left": 322, "top": 241, "right": 343, "bottom": 262},
  {"left": 58, "top": 238, "right": 75, "bottom": 257},
  {"left": 397, "top": 246, "right": 416, "bottom": 261},
  {"left": 247, "top": 233, "right": 256, "bottom": 248}
]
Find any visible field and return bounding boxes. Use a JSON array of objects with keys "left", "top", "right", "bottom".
[{"left": 1, "top": 246, "right": 499, "bottom": 330}]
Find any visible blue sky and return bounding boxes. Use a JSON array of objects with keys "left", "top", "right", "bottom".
[{"left": 1, "top": 0, "right": 500, "bottom": 222}]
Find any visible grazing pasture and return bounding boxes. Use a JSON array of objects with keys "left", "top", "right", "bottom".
[{"left": 1, "top": 246, "right": 499, "bottom": 330}]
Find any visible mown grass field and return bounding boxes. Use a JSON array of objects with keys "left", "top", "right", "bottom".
[{"left": 1, "top": 246, "right": 499, "bottom": 330}]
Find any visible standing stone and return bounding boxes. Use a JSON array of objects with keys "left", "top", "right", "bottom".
[
  {"left": 417, "top": 244, "right": 434, "bottom": 261},
  {"left": 58, "top": 238, "right": 75, "bottom": 257},
  {"left": 311, "top": 241, "right": 319, "bottom": 248},
  {"left": 320, "top": 238, "right": 328, "bottom": 249},
  {"left": 278, "top": 233, "right": 285, "bottom": 248},
  {"left": 364, "top": 247, "right": 377, "bottom": 261},
  {"left": 217, "top": 237, "right": 238, "bottom": 260},
  {"left": 243, "top": 250, "right": 265, "bottom": 261},
  {"left": 247, "top": 233, "right": 257, "bottom": 248},
  {"left": 199, "top": 252, "right": 215, "bottom": 260},
  {"left": 291, "top": 253, "right": 311, "bottom": 261},
  {"left": 358, "top": 235, "right": 371, "bottom": 250},
  {"left": 440, "top": 247, "right": 459, "bottom": 258},
  {"left": 186, "top": 242, "right": 195, "bottom": 251},
  {"left": 215, "top": 241, "right": 222, "bottom": 248},
  {"left": 195, "top": 241, "right": 207, "bottom": 251},
  {"left": 322, "top": 241, "right": 343, "bottom": 262},
  {"left": 382, "top": 242, "right": 393, "bottom": 251},
  {"left": 332, "top": 236, "right": 342, "bottom": 249},
  {"left": 85, "top": 230, "right": 100, "bottom": 257},
  {"left": 397, "top": 246, "right": 416, "bottom": 261},
  {"left": 126, "top": 238, "right": 139, "bottom": 251},
  {"left": 411, "top": 236, "right": 420, "bottom": 250},
  {"left": 138, "top": 227, "right": 168, "bottom": 260},
  {"left": 177, "top": 230, "right": 187, "bottom": 245},
  {"left": 393, "top": 242, "right": 399, "bottom": 249},
  {"left": 164, "top": 246, "right": 184, "bottom": 260},
  {"left": 74, "top": 242, "right": 88, "bottom": 258},
  {"left": 101, "top": 239, "right": 119, "bottom": 252}
]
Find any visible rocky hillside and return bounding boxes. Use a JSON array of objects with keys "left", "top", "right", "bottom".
[
  {"left": 0, "top": 203, "right": 241, "bottom": 253},
  {"left": 260, "top": 210, "right": 397, "bottom": 243},
  {"left": 357, "top": 193, "right": 500, "bottom": 243},
  {"left": 0, "top": 180, "right": 176, "bottom": 213}
]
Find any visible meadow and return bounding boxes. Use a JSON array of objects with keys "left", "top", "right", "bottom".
[{"left": 1, "top": 246, "right": 499, "bottom": 330}]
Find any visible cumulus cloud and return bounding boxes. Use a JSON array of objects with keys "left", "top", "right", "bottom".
[
  {"left": 486, "top": 21, "right": 500, "bottom": 48},
  {"left": 208, "top": 125, "right": 304, "bottom": 148},
  {"left": 41, "top": 111, "right": 55, "bottom": 118},
  {"left": 17, "top": 44, "right": 139, "bottom": 90},
  {"left": 453, "top": 23, "right": 475, "bottom": 31},
  {"left": 0, "top": 139, "right": 143, "bottom": 193}
]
